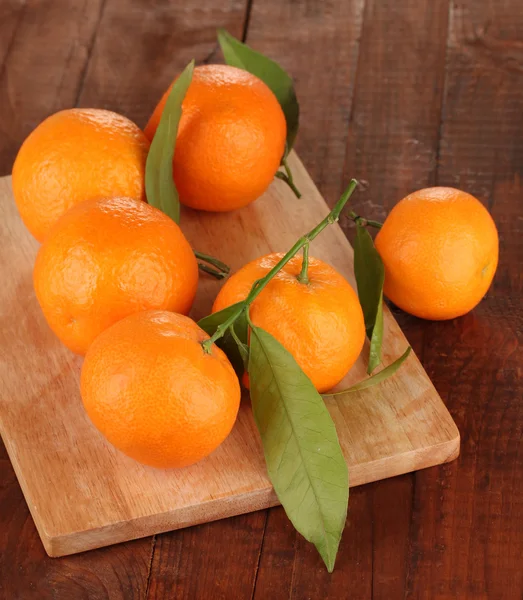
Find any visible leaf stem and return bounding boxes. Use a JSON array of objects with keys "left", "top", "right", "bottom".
[
  {"left": 347, "top": 211, "right": 383, "bottom": 230},
  {"left": 194, "top": 250, "right": 230, "bottom": 274},
  {"left": 275, "top": 172, "right": 302, "bottom": 199},
  {"left": 230, "top": 323, "right": 249, "bottom": 366},
  {"left": 275, "top": 156, "right": 302, "bottom": 198},
  {"left": 201, "top": 179, "right": 358, "bottom": 352},
  {"left": 197, "top": 263, "right": 228, "bottom": 279},
  {"left": 297, "top": 243, "right": 310, "bottom": 284}
]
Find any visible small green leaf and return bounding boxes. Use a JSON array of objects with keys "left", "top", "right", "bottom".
[
  {"left": 368, "top": 293, "right": 384, "bottom": 373},
  {"left": 198, "top": 304, "right": 248, "bottom": 376},
  {"left": 354, "top": 223, "right": 385, "bottom": 374},
  {"left": 145, "top": 60, "right": 194, "bottom": 224},
  {"left": 249, "top": 326, "right": 348, "bottom": 573},
  {"left": 217, "top": 29, "right": 299, "bottom": 152},
  {"left": 323, "top": 346, "right": 412, "bottom": 397}
]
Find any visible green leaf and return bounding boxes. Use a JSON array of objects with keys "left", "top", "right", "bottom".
[
  {"left": 198, "top": 303, "right": 247, "bottom": 342},
  {"left": 323, "top": 346, "right": 412, "bottom": 397},
  {"left": 217, "top": 29, "right": 299, "bottom": 152},
  {"left": 198, "top": 303, "right": 248, "bottom": 376},
  {"left": 249, "top": 326, "right": 348, "bottom": 572},
  {"left": 145, "top": 60, "right": 194, "bottom": 224},
  {"left": 354, "top": 223, "right": 385, "bottom": 374},
  {"left": 368, "top": 293, "right": 384, "bottom": 374}
]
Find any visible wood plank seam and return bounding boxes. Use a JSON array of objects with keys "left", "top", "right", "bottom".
[
  {"left": 249, "top": 511, "right": 269, "bottom": 600},
  {"left": 434, "top": 1, "right": 453, "bottom": 188},
  {"left": 340, "top": 0, "right": 368, "bottom": 201},
  {"left": 144, "top": 534, "right": 157, "bottom": 599},
  {"left": 241, "top": 0, "right": 255, "bottom": 43},
  {"left": 0, "top": 1, "right": 27, "bottom": 79},
  {"left": 73, "top": 0, "right": 109, "bottom": 107}
]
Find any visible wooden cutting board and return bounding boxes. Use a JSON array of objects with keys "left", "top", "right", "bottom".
[{"left": 0, "top": 154, "right": 459, "bottom": 557}]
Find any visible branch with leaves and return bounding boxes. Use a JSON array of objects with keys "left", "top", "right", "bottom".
[
  {"left": 199, "top": 181, "right": 410, "bottom": 571},
  {"left": 145, "top": 34, "right": 411, "bottom": 573}
]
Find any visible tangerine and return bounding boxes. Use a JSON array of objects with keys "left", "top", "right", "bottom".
[
  {"left": 145, "top": 64, "right": 286, "bottom": 212},
  {"left": 375, "top": 187, "right": 499, "bottom": 320},
  {"left": 81, "top": 311, "right": 241, "bottom": 468},
  {"left": 212, "top": 253, "right": 365, "bottom": 393},
  {"left": 13, "top": 108, "right": 149, "bottom": 242},
  {"left": 33, "top": 197, "right": 198, "bottom": 355}
]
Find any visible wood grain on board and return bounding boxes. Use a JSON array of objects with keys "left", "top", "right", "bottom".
[{"left": 0, "top": 153, "right": 458, "bottom": 557}]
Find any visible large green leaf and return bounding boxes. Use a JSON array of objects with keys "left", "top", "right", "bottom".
[
  {"left": 354, "top": 223, "right": 385, "bottom": 374},
  {"left": 249, "top": 326, "right": 348, "bottom": 572},
  {"left": 198, "top": 303, "right": 248, "bottom": 376},
  {"left": 145, "top": 60, "right": 194, "bottom": 224},
  {"left": 217, "top": 29, "right": 299, "bottom": 152}
]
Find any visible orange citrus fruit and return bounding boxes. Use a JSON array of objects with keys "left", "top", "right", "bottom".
[
  {"left": 375, "top": 187, "right": 499, "bottom": 320},
  {"left": 12, "top": 108, "right": 149, "bottom": 242},
  {"left": 81, "top": 310, "right": 241, "bottom": 468},
  {"left": 145, "top": 64, "right": 286, "bottom": 212},
  {"left": 212, "top": 253, "right": 365, "bottom": 393},
  {"left": 33, "top": 197, "right": 198, "bottom": 355}
]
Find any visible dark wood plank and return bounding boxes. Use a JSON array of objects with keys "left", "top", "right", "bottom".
[
  {"left": 251, "top": 507, "right": 298, "bottom": 600},
  {"left": 406, "top": 316, "right": 523, "bottom": 599},
  {"left": 77, "top": 0, "right": 249, "bottom": 129},
  {"left": 341, "top": 3, "right": 450, "bottom": 598},
  {"left": 0, "top": 1, "right": 26, "bottom": 70},
  {"left": 343, "top": 0, "right": 450, "bottom": 220},
  {"left": 405, "top": 2, "right": 523, "bottom": 597},
  {"left": 251, "top": 0, "right": 449, "bottom": 594},
  {"left": 243, "top": 0, "right": 367, "bottom": 203},
  {"left": 254, "top": 491, "right": 373, "bottom": 600},
  {"left": 146, "top": 513, "right": 267, "bottom": 600},
  {"left": 0, "top": 0, "right": 106, "bottom": 175},
  {"left": 370, "top": 476, "right": 414, "bottom": 600}
]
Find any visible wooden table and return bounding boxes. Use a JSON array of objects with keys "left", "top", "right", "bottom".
[{"left": 0, "top": 1, "right": 521, "bottom": 598}]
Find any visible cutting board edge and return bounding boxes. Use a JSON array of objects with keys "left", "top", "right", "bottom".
[
  {"left": 20, "top": 431, "right": 460, "bottom": 558},
  {"left": 0, "top": 164, "right": 462, "bottom": 558}
]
